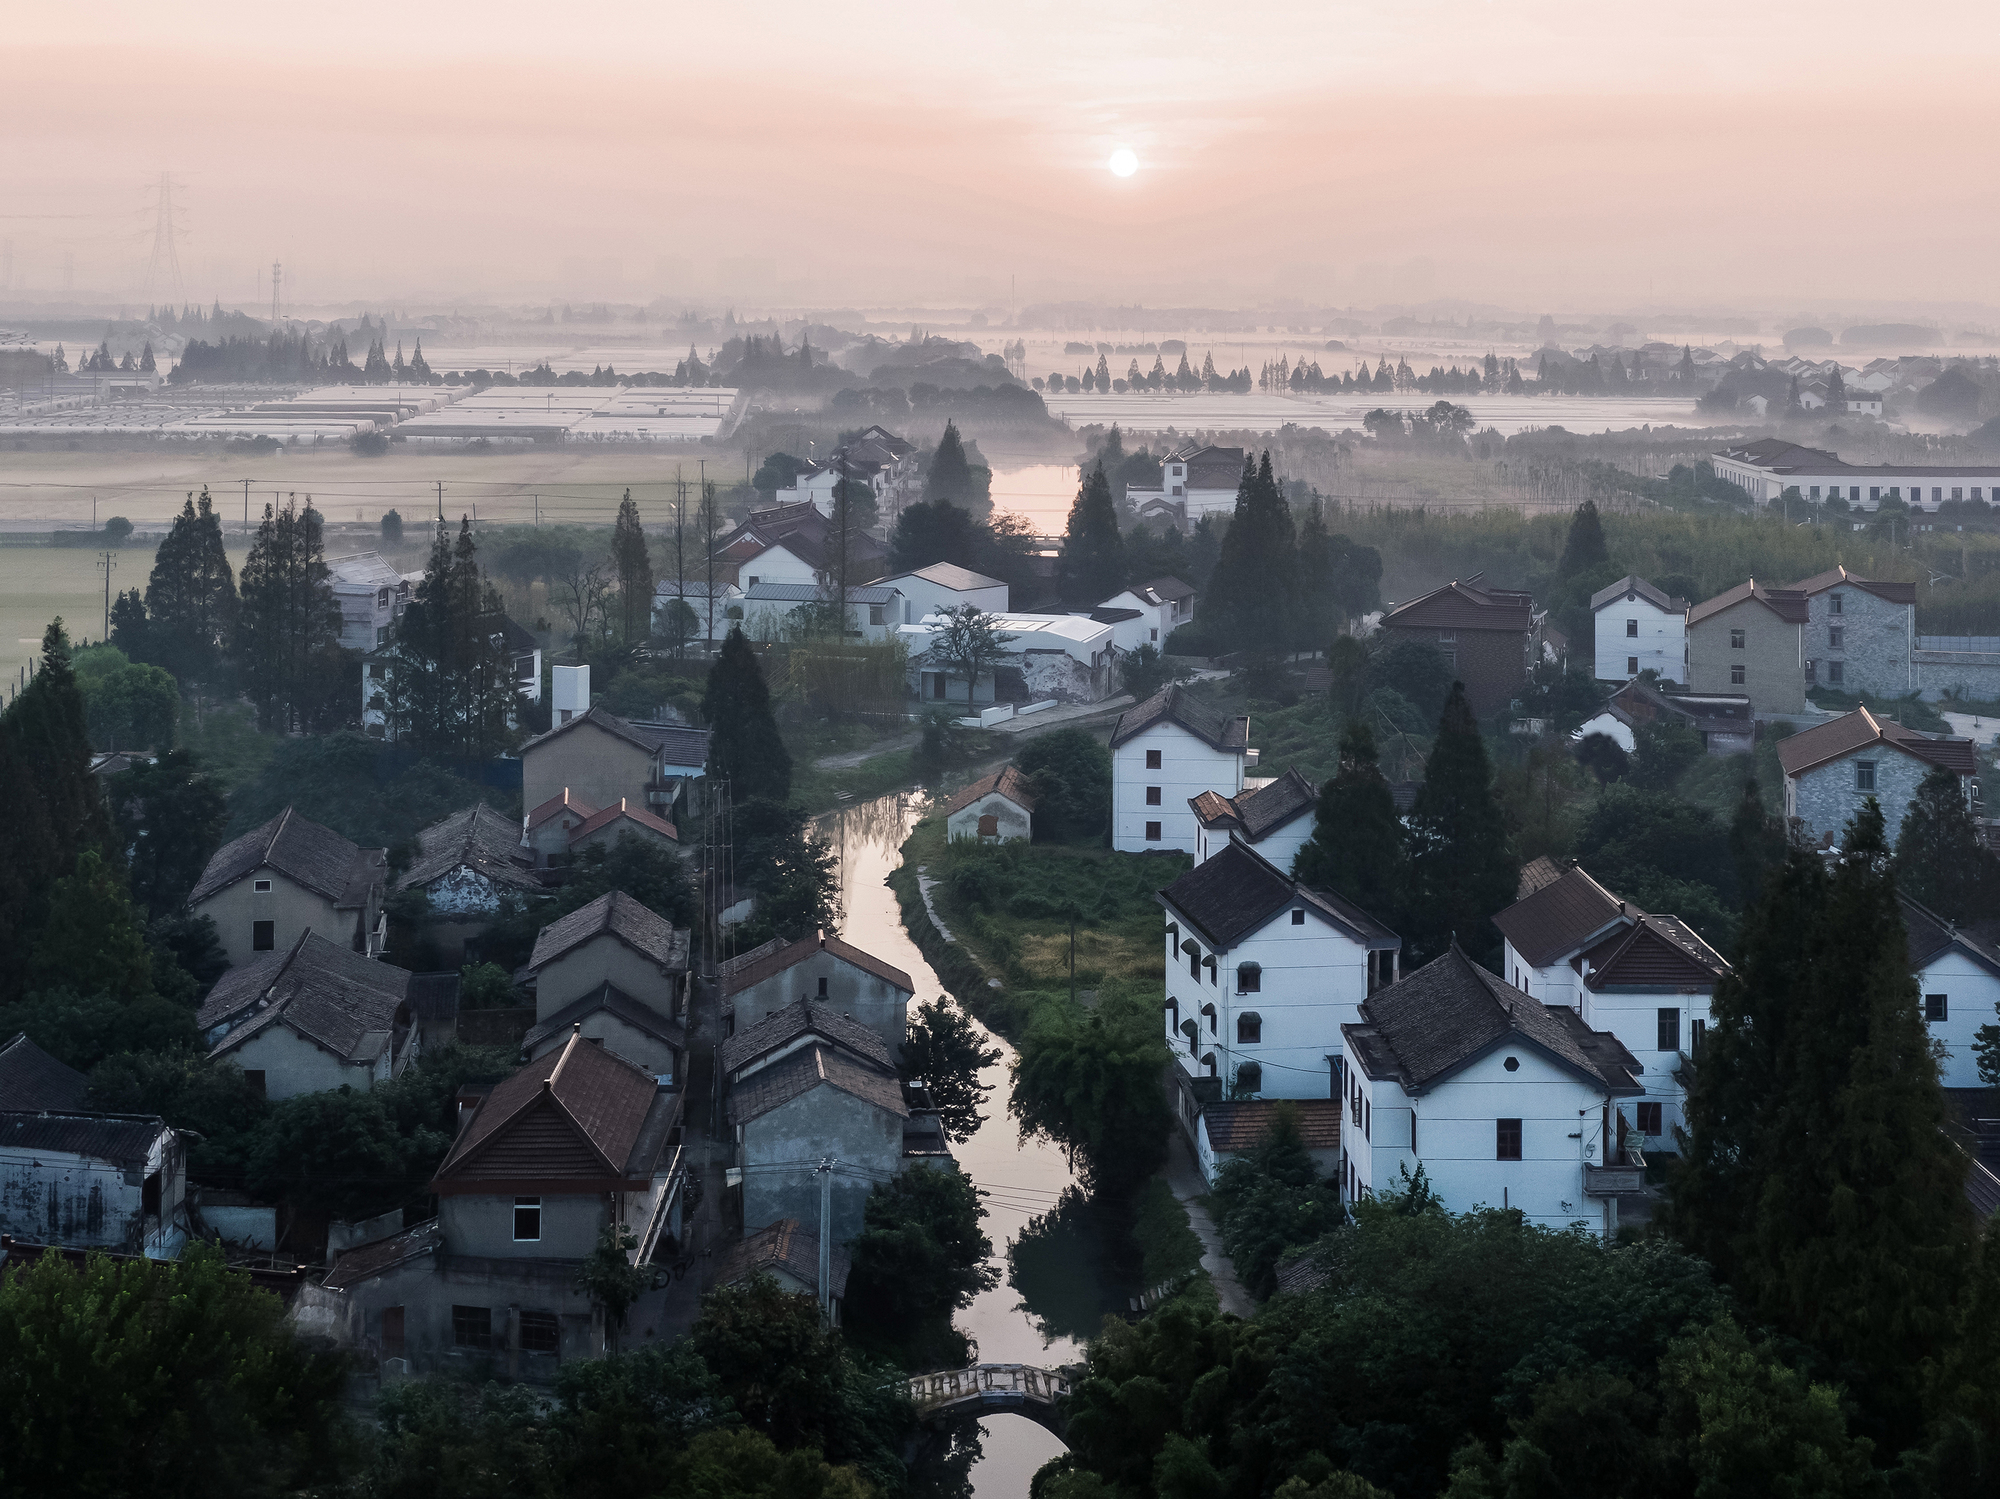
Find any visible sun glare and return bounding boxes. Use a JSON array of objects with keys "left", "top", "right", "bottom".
[{"left": 1108, "top": 147, "right": 1138, "bottom": 178}]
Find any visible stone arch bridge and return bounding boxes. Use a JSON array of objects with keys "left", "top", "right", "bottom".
[{"left": 908, "top": 1363, "right": 1073, "bottom": 1437}]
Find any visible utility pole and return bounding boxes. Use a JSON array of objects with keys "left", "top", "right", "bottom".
[
  {"left": 242, "top": 478, "right": 250, "bottom": 537},
  {"left": 435, "top": 480, "right": 444, "bottom": 522},
  {"left": 98, "top": 551, "right": 116, "bottom": 639},
  {"left": 814, "top": 1156, "right": 836, "bottom": 1323},
  {"left": 270, "top": 261, "right": 281, "bottom": 324}
]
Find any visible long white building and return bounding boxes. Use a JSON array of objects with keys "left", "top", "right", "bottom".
[{"left": 1710, "top": 439, "right": 2000, "bottom": 513}]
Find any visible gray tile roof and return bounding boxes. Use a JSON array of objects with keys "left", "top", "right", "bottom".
[
  {"left": 1492, "top": 865, "right": 1635, "bottom": 968},
  {"left": 324, "top": 1221, "right": 444, "bottom": 1290},
  {"left": 519, "top": 705, "right": 710, "bottom": 772},
  {"left": 528, "top": 891, "right": 690, "bottom": 973},
  {"left": 0, "top": 1033, "right": 87, "bottom": 1112},
  {"left": 0, "top": 1110, "right": 171, "bottom": 1163},
  {"left": 727, "top": 1043, "right": 909, "bottom": 1126},
  {"left": 1160, "top": 839, "right": 1398, "bottom": 951},
  {"left": 719, "top": 999, "right": 894, "bottom": 1077},
  {"left": 715, "top": 1217, "right": 851, "bottom": 1299},
  {"left": 190, "top": 808, "right": 381, "bottom": 907},
  {"left": 202, "top": 932, "right": 413, "bottom": 1064},
  {"left": 1902, "top": 895, "right": 2000, "bottom": 978},
  {"left": 396, "top": 803, "right": 543, "bottom": 896},
  {"left": 717, "top": 933, "right": 913, "bottom": 999},
  {"left": 1590, "top": 574, "right": 1688, "bottom": 614},
  {"left": 1110, "top": 683, "right": 1250, "bottom": 752},
  {"left": 742, "top": 581, "right": 902, "bottom": 605},
  {"left": 522, "top": 982, "right": 687, "bottom": 1058},
  {"left": 876, "top": 561, "right": 1005, "bottom": 593},
  {"left": 1189, "top": 768, "right": 1316, "bottom": 842}
]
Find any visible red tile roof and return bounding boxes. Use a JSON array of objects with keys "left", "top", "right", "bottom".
[
  {"left": 1201, "top": 1098, "right": 1341, "bottom": 1153},
  {"left": 570, "top": 799, "right": 679, "bottom": 844},
  {"left": 526, "top": 788, "right": 600, "bottom": 831},
  {"left": 1777, "top": 706, "right": 1979, "bottom": 779},
  {"left": 944, "top": 765, "right": 1039, "bottom": 816},
  {"left": 1685, "top": 578, "right": 1809, "bottom": 628},
  {"left": 1382, "top": 579, "right": 1535, "bottom": 634}
]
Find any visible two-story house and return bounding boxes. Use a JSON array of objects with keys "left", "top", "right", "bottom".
[
  {"left": 1378, "top": 577, "right": 1536, "bottom": 718},
  {"left": 520, "top": 892, "right": 690, "bottom": 1084},
  {"left": 189, "top": 808, "right": 387, "bottom": 970},
  {"left": 1093, "top": 577, "right": 1198, "bottom": 654},
  {"left": 1124, "top": 443, "right": 1247, "bottom": 522},
  {"left": 1787, "top": 566, "right": 1915, "bottom": 696},
  {"left": 719, "top": 932, "right": 914, "bottom": 1059},
  {"left": 1110, "top": 684, "right": 1252, "bottom": 854},
  {"left": 710, "top": 498, "right": 887, "bottom": 592},
  {"left": 199, "top": 931, "right": 421, "bottom": 1100},
  {"left": 1590, "top": 575, "right": 1687, "bottom": 684},
  {"left": 1341, "top": 946, "right": 1646, "bottom": 1239},
  {"left": 326, "top": 552, "right": 413, "bottom": 651},
  {"left": 1778, "top": 706, "right": 1979, "bottom": 845},
  {"left": 1685, "top": 579, "right": 1809, "bottom": 714},
  {"left": 1188, "top": 768, "right": 1318, "bottom": 872},
  {"left": 1902, "top": 895, "right": 2000, "bottom": 1091},
  {"left": 519, "top": 698, "right": 710, "bottom": 824},
  {"left": 397, "top": 804, "right": 550, "bottom": 967},
  {"left": 736, "top": 581, "right": 906, "bottom": 643},
  {"left": 1157, "top": 840, "right": 1401, "bottom": 1174}
]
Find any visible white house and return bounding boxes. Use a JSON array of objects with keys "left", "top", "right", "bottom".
[
  {"left": 1710, "top": 438, "right": 2000, "bottom": 513},
  {"left": 1109, "top": 684, "right": 1251, "bottom": 854},
  {"left": 713, "top": 499, "right": 887, "bottom": 593},
  {"left": 903, "top": 612, "right": 1121, "bottom": 706},
  {"left": 1493, "top": 863, "right": 1636, "bottom": 1012},
  {"left": 1340, "top": 946, "right": 1646, "bottom": 1239},
  {"left": 326, "top": 552, "right": 413, "bottom": 652},
  {"left": 736, "top": 581, "right": 905, "bottom": 643},
  {"left": 1777, "top": 706, "right": 1979, "bottom": 846},
  {"left": 871, "top": 562, "right": 1009, "bottom": 624},
  {"left": 1093, "top": 577, "right": 1197, "bottom": 654},
  {"left": 1158, "top": 840, "right": 1401, "bottom": 1166},
  {"left": 944, "top": 765, "right": 1037, "bottom": 844},
  {"left": 1124, "top": 443, "right": 1247, "bottom": 521},
  {"left": 1903, "top": 895, "right": 2000, "bottom": 1090},
  {"left": 1188, "top": 767, "right": 1318, "bottom": 872},
  {"left": 1590, "top": 574, "right": 1687, "bottom": 684}
]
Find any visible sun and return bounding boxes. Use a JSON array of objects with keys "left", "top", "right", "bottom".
[{"left": 1107, "top": 147, "right": 1138, "bottom": 178}]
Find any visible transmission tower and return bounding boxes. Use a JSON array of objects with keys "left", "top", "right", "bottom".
[
  {"left": 271, "top": 261, "right": 281, "bottom": 324},
  {"left": 143, "top": 174, "right": 185, "bottom": 305}
]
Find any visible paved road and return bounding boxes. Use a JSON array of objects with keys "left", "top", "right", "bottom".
[{"left": 1164, "top": 1134, "right": 1255, "bottom": 1318}]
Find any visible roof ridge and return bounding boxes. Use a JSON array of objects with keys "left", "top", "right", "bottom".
[{"left": 266, "top": 806, "right": 293, "bottom": 865}]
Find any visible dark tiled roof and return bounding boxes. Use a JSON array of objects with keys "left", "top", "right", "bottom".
[
  {"left": 528, "top": 892, "right": 690, "bottom": 973},
  {"left": 1160, "top": 839, "right": 1398, "bottom": 950},
  {"left": 715, "top": 1218, "right": 851, "bottom": 1299},
  {"left": 719, "top": 999, "right": 894, "bottom": 1077},
  {"left": 717, "top": 933, "right": 913, "bottom": 999},
  {"left": 726, "top": 1043, "right": 909, "bottom": 1126},
  {"left": 0, "top": 1033, "right": 87, "bottom": 1111},
  {"left": 1788, "top": 565, "right": 1917, "bottom": 606},
  {"left": 1202, "top": 1098, "right": 1341, "bottom": 1153},
  {"left": 1146, "top": 576, "right": 1196, "bottom": 602},
  {"left": 1607, "top": 680, "right": 1753, "bottom": 728},
  {"left": 522, "top": 982, "right": 687, "bottom": 1058},
  {"left": 1090, "top": 606, "right": 1143, "bottom": 624},
  {"left": 518, "top": 705, "right": 711, "bottom": 771},
  {"left": 1492, "top": 865, "right": 1635, "bottom": 968},
  {"left": 1208, "top": 768, "right": 1317, "bottom": 842},
  {"left": 944, "top": 765, "right": 1039, "bottom": 816},
  {"left": 569, "top": 800, "right": 679, "bottom": 844},
  {"left": 1110, "top": 684, "right": 1250, "bottom": 752},
  {"left": 201, "top": 933, "right": 412, "bottom": 1062},
  {"left": 397, "top": 803, "right": 542, "bottom": 895},
  {"left": 1778, "top": 707, "right": 1978, "bottom": 779},
  {"left": 1685, "top": 578, "right": 1810, "bottom": 627},
  {"left": 407, "top": 973, "right": 463, "bottom": 1026},
  {"left": 1344, "top": 947, "right": 1643, "bottom": 1096},
  {"left": 1516, "top": 856, "right": 1564, "bottom": 900},
  {"left": 0, "top": 1110, "right": 170, "bottom": 1163},
  {"left": 1590, "top": 574, "right": 1688, "bottom": 614},
  {"left": 875, "top": 562, "right": 1006, "bottom": 593},
  {"left": 324, "top": 1221, "right": 444, "bottom": 1290},
  {"left": 1583, "top": 916, "right": 1730, "bottom": 990},
  {"left": 1902, "top": 895, "right": 2000, "bottom": 977},
  {"left": 1382, "top": 580, "right": 1535, "bottom": 634},
  {"left": 190, "top": 808, "right": 377, "bottom": 907},
  {"left": 1273, "top": 1253, "right": 1332, "bottom": 1296}
]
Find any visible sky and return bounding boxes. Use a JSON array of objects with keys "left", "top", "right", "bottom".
[{"left": 6, "top": 0, "right": 1999, "bottom": 314}]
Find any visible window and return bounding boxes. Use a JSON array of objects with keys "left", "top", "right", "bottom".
[
  {"left": 1810, "top": 486, "right": 1821, "bottom": 500},
  {"left": 1438, "top": 630, "right": 1455, "bottom": 643},
  {"left": 1657, "top": 1008, "right": 1680, "bottom": 1052},
  {"left": 746, "top": 575, "right": 760, "bottom": 587},
  {"left": 1146, "top": 821, "right": 1162, "bottom": 842},
  {"left": 252, "top": 920, "right": 275, "bottom": 952},
  {"left": 930, "top": 674, "right": 947, "bottom": 700},
  {"left": 1831, "top": 593, "right": 1843, "bottom": 614},
  {"left": 868, "top": 605, "right": 885, "bottom": 626},
  {"left": 976, "top": 814, "right": 998, "bottom": 837},
  {"left": 1627, "top": 657, "right": 1639, "bottom": 675},
  {"left": 1954, "top": 488, "right": 1964, "bottom": 502},
  {"left": 243, "top": 1070, "right": 265, "bottom": 1098},
  {"left": 1496, "top": 1119, "right": 1523, "bottom": 1160},
  {"left": 1237, "top": 1012, "right": 1262, "bottom": 1044},
  {"left": 1829, "top": 626, "right": 1843, "bottom": 649},
  {"left": 1150, "top": 628, "right": 1158, "bottom": 642},
  {"left": 253, "top": 879, "right": 272, "bottom": 893},
  {"left": 1291, "top": 908, "right": 1305, "bottom": 925},
  {"left": 1730, "top": 665, "right": 1745, "bottom": 685},
  {"left": 1626, "top": 618, "right": 1639, "bottom": 637},
  {"left": 1870, "top": 487, "right": 1881, "bottom": 503},
  {"left": 1234, "top": 1061, "right": 1261, "bottom": 1093},
  {"left": 1636, "top": 1101, "right": 1663, "bottom": 1135},
  {"left": 1201, "top": 1002, "right": 1217, "bottom": 1034},
  {"left": 452, "top": 1305, "right": 493, "bottom": 1350},
  {"left": 1730, "top": 628, "right": 1745, "bottom": 649},
  {"left": 1411, "top": 1112, "right": 1418, "bottom": 1149},
  {"left": 513, "top": 1197, "right": 542, "bottom": 1242},
  {"left": 1146, "top": 786, "right": 1161, "bottom": 805},
  {"left": 1186, "top": 943, "right": 1201, "bottom": 979},
  {"left": 817, "top": 976, "right": 828, "bottom": 997},
  {"left": 1828, "top": 662, "right": 1844, "bottom": 685},
  {"left": 1237, "top": 963, "right": 1261, "bottom": 994},
  {"left": 519, "top": 1310, "right": 560, "bottom": 1354},
  {"left": 1926, "top": 993, "right": 1948, "bottom": 1022},
  {"left": 1855, "top": 760, "right": 1876, "bottom": 791},
  {"left": 381, "top": 1306, "right": 405, "bottom": 1353},
  {"left": 1145, "top": 749, "right": 1162, "bottom": 769},
  {"left": 1363, "top": 1098, "right": 1370, "bottom": 1140}
]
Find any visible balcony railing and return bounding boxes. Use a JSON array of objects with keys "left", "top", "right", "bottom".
[{"left": 1582, "top": 1161, "right": 1646, "bottom": 1197}]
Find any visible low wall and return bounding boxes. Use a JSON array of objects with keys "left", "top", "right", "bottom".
[{"left": 1912, "top": 651, "right": 2000, "bottom": 703}]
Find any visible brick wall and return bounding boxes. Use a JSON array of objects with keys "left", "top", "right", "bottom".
[
  {"left": 1790, "top": 748, "right": 1937, "bottom": 845},
  {"left": 1804, "top": 587, "right": 1910, "bottom": 697}
]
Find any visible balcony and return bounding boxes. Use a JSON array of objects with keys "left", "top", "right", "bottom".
[{"left": 1582, "top": 1161, "right": 1646, "bottom": 1197}]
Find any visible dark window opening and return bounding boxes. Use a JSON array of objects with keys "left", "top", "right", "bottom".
[
  {"left": 520, "top": 1310, "right": 560, "bottom": 1354},
  {"left": 252, "top": 920, "right": 275, "bottom": 952},
  {"left": 1200, "top": 1002, "right": 1217, "bottom": 1034},
  {"left": 1496, "top": 1119, "right": 1522, "bottom": 1160},
  {"left": 381, "top": 1306, "right": 405, "bottom": 1352},
  {"left": 1145, "top": 749, "right": 1162, "bottom": 769},
  {"left": 976, "top": 813, "right": 999, "bottom": 837},
  {"left": 1291, "top": 908, "right": 1305, "bottom": 925},
  {"left": 1147, "top": 821, "right": 1162, "bottom": 842},
  {"left": 243, "top": 1070, "right": 266, "bottom": 1099},
  {"left": 1237, "top": 963, "right": 1261, "bottom": 993},
  {"left": 817, "top": 976, "right": 828, "bottom": 997},
  {"left": 1636, "top": 1101, "right": 1663, "bottom": 1135},
  {"left": 514, "top": 1197, "right": 542, "bottom": 1241},
  {"left": 1237, "top": 1012, "right": 1261, "bottom": 1044},
  {"left": 142, "top": 1171, "right": 161, "bottom": 1218},
  {"left": 1235, "top": 1061, "right": 1261, "bottom": 1094},
  {"left": 1657, "top": 1008, "right": 1680, "bottom": 1053},
  {"left": 1146, "top": 786, "right": 1161, "bottom": 805},
  {"left": 1730, "top": 665, "right": 1745, "bottom": 685},
  {"left": 1691, "top": 1019, "right": 1707, "bottom": 1053},
  {"left": 1625, "top": 618, "right": 1638, "bottom": 637},
  {"left": 1926, "top": 993, "right": 1948, "bottom": 1022},
  {"left": 453, "top": 1305, "right": 493, "bottom": 1350}
]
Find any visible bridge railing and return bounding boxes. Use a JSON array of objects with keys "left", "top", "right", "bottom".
[{"left": 908, "top": 1362, "right": 1071, "bottom": 1410}]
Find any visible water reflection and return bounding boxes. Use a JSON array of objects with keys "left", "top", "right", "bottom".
[{"left": 1007, "top": 1187, "right": 1140, "bottom": 1346}]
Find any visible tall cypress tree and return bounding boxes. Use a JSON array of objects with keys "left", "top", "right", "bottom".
[
  {"left": 236, "top": 495, "right": 340, "bottom": 734},
  {"left": 611, "top": 488, "right": 653, "bottom": 644},
  {"left": 1404, "top": 682, "right": 1517, "bottom": 964},
  {"left": 1894, "top": 765, "right": 1994, "bottom": 923},
  {"left": 702, "top": 626, "right": 792, "bottom": 802},
  {"left": 1554, "top": 499, "right": 1609, "bottom": 580},
  {"left": 1291, "top": 720, "right": 1407, "bottom": 924},
  {"left": 1056, "top": 465, "right": 1126, "bottom": 606},
  {"left": 922, "top": 420, "right": 974, "bottom": 506},
  {"left": 1296, "top": 498, "right": 1337, "bottom": 645},
  {"left": 1728, "top": 777, "right": 1786, "bottom": 911},
  {"left": 143, "top": 486, "right": 238, "bottom": 692},
  {"left": 1202, "top": 452, "right": 1299, "bottom": 653}
]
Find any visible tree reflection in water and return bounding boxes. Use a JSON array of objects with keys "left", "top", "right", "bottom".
[
  {"left": 907, "top": 1417, "right": 983, "bottom": 1499},
  {"left": 1006, "top": 1186, "right": 1141, "bottom": 1346}
]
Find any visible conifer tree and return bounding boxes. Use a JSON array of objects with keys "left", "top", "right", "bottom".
[
  {"left": 611, "top": 489, "right": 654, "bottom": 644},
  {"left": 144, "top": 487, "right": 238, "bottom": 693},
  {"left": 922, "top": 420, "right": 974, "bottom": 506},
  {"left": 702, "top": 626, "right": 791, "bottom": 802},
  {"left": 1404, "top": 682, "right": 1517, "bottom": 963},
  {"left": 236, "top": 495, "right": 341, "bottom": 733},
  {"left": 1296, "top": 498, "right": 1337, "bottom": 644},
  {"left": 1554, "top": 499, "right": 1610, "bottom": 581},
  {"left": 1202, "top": 452, "right": 1300, "bottom": 653},
  {"left": 1292, "top": 720, "right": 1406, "bottom": 924},
  {"left": 1095, "top": 353, "right": 1111, "bottom": 389},
  {"left": 1894, "top": 765, "right": 1993, "bottom": 923},
  {"left": 1056, "top": 465, "right": 1125, "bottom": 607},
  {"left": 1728, "top": 777, "right": 1785, "bottom": 910}
]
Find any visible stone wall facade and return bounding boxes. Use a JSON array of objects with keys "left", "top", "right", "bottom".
[
  {"left": 1787, "top": 746, "right": 1939, "bottom": 845},
  {"left": 1803, "top": 586, "right": 1911, "bottom": 697},
  {"left": 1913, "top": 650, "right": 2000, "bottom": 703}
]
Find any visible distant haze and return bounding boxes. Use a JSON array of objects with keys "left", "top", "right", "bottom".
[{"left": 6, "top": 0, "right": 2000, "bottom": 313}]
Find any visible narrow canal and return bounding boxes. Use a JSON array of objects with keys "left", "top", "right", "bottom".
[{"left": 818, "top": 791, "right": 1139, "bottom": 1498}]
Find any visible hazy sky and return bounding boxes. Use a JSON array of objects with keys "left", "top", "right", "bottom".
[{"left": 7, "top": 0, "right": 1999, "bottom": 312}]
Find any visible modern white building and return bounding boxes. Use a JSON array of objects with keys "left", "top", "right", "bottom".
[
  {"left": 1188, "top": 767, "right": 1318, "bottom": 873},
  {"left": 902, "top": 612, "right": 1121, "bottom": 706},
  {"left": 1590, "top": 574, "right": 1687, "bottom": 684},
  {"left": 1109, "top": 684, "right": 1252, "bottom": 854},
  {"left": 326, "top": 552, "right": 414, "bottom": 652},
  {"left": 870, "top": 562, "right": 1009, "bottom": 624},
  {"left": 1903, "top": 895, "right": 2000, "bottom": 1090},
  {"left": 1093, "top": 577, "right": 1197, "bottom": 654},
  {"left": 736, "top": 581, "right": 905, "bottom": 642},
  {"left": 1341, "top": 947, "right": 1646, "bottom": 1239},
  {"left": 1710, "top": 439, "right": 2000, "bottom": 513}
]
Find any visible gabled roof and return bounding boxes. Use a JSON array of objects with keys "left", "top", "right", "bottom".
[
  {"left": 717, "top": 932, "right": 913, "bottom": 999},
  {"left": 324, "top": 1221, "right": 444, "bottom": 1290},
  {"left": 528, "top": 891, "right": 689, "bottom": 973},
  {"left": 1343, "top": 946, "right": 1643, "bottom": 1097},
  {"left": 1685, "top": 578, "right": 1810, "bottom": 628},
  {"left": 1516, "top": 856, "right": 1564, "bottom": 900},
  {"left": 190, "top": 808, "right": 379, "bottom": 908},
  {"left": 521, "top": 982, "right": 688, "bottom": 1059},
  {"left": 526, "top": 788, "right": 600, "bottom": 831},
  {"left": 1159, "top": 839, "right": 1399, "bottom": 952},
  {"left": 325, "top": 552, "right": 405, "bottom": 589},
  {"left": 875, "top": 561, "right": 1006, "bottom": 593},
  {"left": 718, "top": 998, "right": 895, "bottom": 1077},
  {"left": 1145, "top": 575, "right": 1196, "bottom": 603},
  {"left": 0, "top": 1110, "right": 172, "bottom": 1163},
  {"left": 726, "top": 1043, "right": 909, "bottom": 1126},
  {"left": 1187, "top": 768, "right": 1316, "bottom": 842},
  {"left": 944, "top": 765, "right": 1039, "bottom": 816},
  {"left": 741, "top": 581, "right": 902, "bottom": 605},
  {"left": 569, "top": 799, "right": 679, "bottom": 845},
  {"left": 0, "top": 1033, "right": 88, "bottom": 1112},
  {"left": 715, "top": 1218, "right": 852, "bottom": 1299},
  {"left": 434, "top": 1028, "right": 677, "bottom": 1191},
  {"left": 1381, "top": 579, "right": 1535, "bottom": 634},
  {"left": 1590, "top": 575, "right": 1688, "bottom": 615},
  {"left": 1492, "top": 864, "right": 1635, "bottom": 969},
  {"left": 397, "top": 803, "right": 543, "bottom": 895},
  {"left": 201, "top": 932, "right": 413, "bottom": 1063},
  {"left": 1901, "top": 894, "right": 2000, "bottom": 978},
  {"left": 1583, "top": 915, "right": 1730, "bottom": 990},
  {"left": 518, "top": 705, "right": 711, "bottom": 771},
  {"left": 1786, "top": 565, "right": 1917, "bottom": 606},
  {"left": 1201, "top": 1098, "right": 1341, "bottom": 1153},
  {"left": 1776, "top": 707, "right": 1979, "bottom": 779},
  {"left": 1110, "top": 683, "right": 1249, "bottom": 752}
]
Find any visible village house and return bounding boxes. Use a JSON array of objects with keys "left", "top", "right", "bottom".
[
  {"left": 869, "top": 561, "right": 1009, "bottom": 624},
  {"left": 1193, "top": 1098, "right": 1344, "bottom": 1187},
  {"left": 1902, "top": 895, "right": 2000, "bottom": 1091},
  {"left": 1778, "top": 706, "right": 1979, "bottom": 845},
  {"left": 1590, "top": 575, "right": 1687, "bottom": 684},
  {"left": 1710, "top": 437, "right": 2000, "bottom": 512},
  {"left": 709, "top": 497, "right": 888, "bottom": 592},
  {"left": 901, "top": 611, "right": 1122, "bottom": 707},
  {"left": 1091, "top": 577, "right": 1198, "bottom": 654},
  {"left": 773, "top": 427, "right": 920, "bottom": 522},
  {"left": 326, "top": 552, "right": 414, "bottom": 651},
  {"left": 1189, "top": 767, "right": 1318, "bottom": 871},
  {"left": 735, "top": 581, "right": 906, "bottom": 643},
  {"left": 0, "top": 1107, "right": 190, "bottom": 1259},
  {"left": 944, "top": 765, "right": 1038, "bottom": 844},
  {"left": 199, "top": 932, "right": 421, "bottom": 1100},
  {"left": 1787, "top": 565, "right": 1915, "bottom": 697},
  {"left": 1572, "top": 679, "right": 1755, "bottom": 759},
  {"left": 652, "top": 579, "right": 743, "bottom": 646},
  {"left": 361, "top": 612, "right": 542, "bottom": 739},
  {"left": 321, "top": 1030, "right": 688, "bottom": 1375},
  {"left": 1158, "top": 841, "right": 1401, "bottom": 1169},
  {"left": 189, "top": 808, "right": 388, "bottom": 970},
  {"left": 1685, "top": 578, "right": 1809, "bottom": 714},
  {"left": 1378, "top": 577, "right": 1536, "bottom": 719},
  {"left": 0, "top": 1031, "right": 88, "bottom": 1111},
  {"left": 519, "top": 681, "right": 710, "bottom": 823},
  {"left": 397, "top": 804, "right": 549, "bottom": 967},
  {"left": 520, "top": 892, "right": 690, "bottom": 1082},
  {"left": 713, "top": 1218, "right": 852, "bottom": 1324},
  {"left": 719, "top": 932, "right": 914, "bottom": 1058},
  {"left": 1340, "top": 947, "right": 1646, "bottom": 1239},
  {"left": 1125, "top": 443, "right": 1248, "bottom": 523},
  {"left": 1110, "top": 684, "right": 1252, "bottom": 855}
]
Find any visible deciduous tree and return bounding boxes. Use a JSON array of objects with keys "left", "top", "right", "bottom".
[{"left": 899, "top": 996, "right": 1000, "bottom": 1142}]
